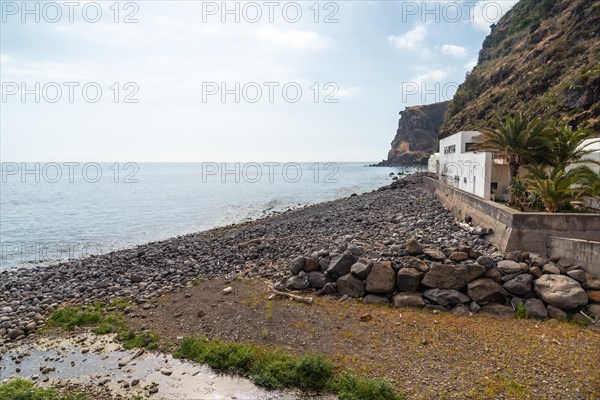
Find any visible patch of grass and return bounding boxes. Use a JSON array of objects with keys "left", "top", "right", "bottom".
[
  {"left": 515, "top": 303, "right": 528, "bottom": 319},
  {"left": 0, "top": 378, "right": 88, "bottom": 400},
  {"left": 46, "top": 304, "right": 159, "bottom": 350},
  {"left": 191, "top": 277, "right": 204, "bottom": 286},
  {"left": 46, "top": 307, "right": 102, "bottom": 331},
  {"left": 333, "top": 373, "right": 404, "bottom": 400},
  {"left": 173, "top": 337, "right": 402, "bottom": 399}
]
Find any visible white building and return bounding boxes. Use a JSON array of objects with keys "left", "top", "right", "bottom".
[
  {"left": 438, "top": 131, "right": 600, "bottom": 201},
  {"left": 427, "top": 153, "right": 439, "bottom": 175},
  {"left": 438, "top": 131, "right": 511, "bottom": 201}
]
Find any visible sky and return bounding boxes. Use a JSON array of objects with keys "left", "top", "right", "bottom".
[{"left": 0, "top": 0, "right": 518, "bottom": 162}]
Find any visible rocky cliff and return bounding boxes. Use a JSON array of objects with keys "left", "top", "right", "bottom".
[
  {"left": 441, "top": 0, "right": 600, "bottom": 138},
  {"left": 379, "top": 101, "right": 449, "bottom": 166}
]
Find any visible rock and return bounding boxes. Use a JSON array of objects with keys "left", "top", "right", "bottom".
[
  {"left": 510, "top": 297, "right": 524, "bottom": 309},
  {"left": 449, "top": 252, "right": 469, "bottom": 262},
  {"left": 586, "top": 291, "right": 600, "bottom": 303},
  {"left": 423, "top": 248, "right": 445, "bottom": 261},
  {"left": 396, "top": 268, "right": 422, "bottom": 292},
  {"left": 470, "top": 302, "right": 481, "bottom": 313},
  {"left": 326, "top": 253, "right": 357, "bottom": 279},
  {"left": 321, "top": 282, "right": 337, "bottom": 295},
  {"left": 566, "top": 269, "right": 586, "bottom": 283},
  {"left": 480, "top": 304, "right": 514, "bottom": 318},
  {"left": 7, "top": 329, "right": 23, "bottom": 340},
  {"left": 365, "top": 262, "right": 395, "bottom": 293},
  {"left": 451, "top": 304, "right": 470, "bottom": 316},
  {"left": 290, "top": 256, "right": 307, "bottom": 275},
  {"left": 363, "top": 295, "right": 390, "bottom": 305},
  {"left": 307, "top": 272, "right": 328, "bottom": 289},
  {"left": 542, "top": 263, "right": 561, "bottom": 275},
  {"left": 304, "top": 258, "right": 320, "bottom": 273},
  {"left": 524, "top": 298, "right": 548, "bottom": 319},
  {"left": 467, "top": 278, "right": 509, "bottom": 305},
  {"left": 350, "top": 259, "right": 372, "bottom": 280},
  {"left": 484, "top": 267, "right": 503, "bottom": 283},
  {"left": 423, "top": 289, "right": 470, "bottom": 306},
  {"left": 398, "top": 256, "right": 429, "bottom": 272},
  {"left": 583, "top": 276, "right": 600, "bottom": 290},
  {"left": 405, "top": 238, "right": 423, "bottom": 256},
  {"left": 503, "top": 274, "right": 533, "bottom": 296},
  {"left": 130, "top": 275, "right": 143, "bottom": 283},
  {"left": 359, "top": 313, "right": 372, "bottom": 321},
  {"left": 497, "top": 260, "right": 521, "bottom": 275},
  {"left": 534, "top": 275, "right": 588, "bottom": 310},
  {"left": 547, "top": 305, "right": 568, "bottom": 320},
  {"left": 222, "top": 286, "right": 233, "bottom": 294},
  {"left": 422, "top": 263, "right": 469, "bottom": 290},
  {"left": 160, "top": 368, "right": 172, "bottom": 376},
  {"left": 392, "top": 292, "right": 425, "bottom": 308},
  {"left": 476, "top": 256, "right": 495, "bottom": 270},
  {"left": 530, "top": 255, "right": 547, "bottom": 267},
  {"left": 466, "top": 263, "right": 487, "bottom": 281},
  {"left": 337, "top": 274, "right": 366, "bottom": 298},
  {"left": 529, "top": 266, "right": 543, "bottom": 278},
  {"left": 587, "top": 304, "right": 600, "bottom": 317},
  {"left": 285, "top": 275, "right": 309, "bottom": 290}
]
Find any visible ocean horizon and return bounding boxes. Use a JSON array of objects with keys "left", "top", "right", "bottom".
[{"left": 0, "top": 162, "right": 421, "bottom": 270}]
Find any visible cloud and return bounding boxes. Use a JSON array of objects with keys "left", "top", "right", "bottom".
[
  {"left": 463, "top": 58, "right": 478, "bottom": 70},
  {"left": 441, "top": 44, "right": 468, "bottom": 57},
  {"left": 470, "top": 1, "right": 519, "bottom": 32},
  {"left": 413, "top": 69, "right": 451, "bottom": 84},
  {"left": 253, "top": 28, "right": 331, "bottom": 50},
  {"left": 388, "top": 25, "right": 427, "bottom": 49}
]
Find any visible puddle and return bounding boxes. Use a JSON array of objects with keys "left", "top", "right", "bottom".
[{"left": 0, "top": 333, "right": 329, "bottom": 399}]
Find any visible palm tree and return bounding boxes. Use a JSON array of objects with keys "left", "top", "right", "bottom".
[
  {"left": 473, "top": 113, "right": 553, "bottom": 204},
  {"left": 551, "top": 123, "right": 600, "bottom": 168},
  {"left": 526, "top": 166, "right": 591, "bottom": 212}
]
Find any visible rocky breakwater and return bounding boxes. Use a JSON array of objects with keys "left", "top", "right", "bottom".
[{"left": 283, "top": 239, "right": 600, "bottom": 324}]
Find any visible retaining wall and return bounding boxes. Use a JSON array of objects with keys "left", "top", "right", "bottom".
[{"left": 422, "top": 177, "right": 600, "bottom": 277}]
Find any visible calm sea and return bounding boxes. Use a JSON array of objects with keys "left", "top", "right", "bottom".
[{"left": 0, "top": 162, "right": 418, "bottom": 270}]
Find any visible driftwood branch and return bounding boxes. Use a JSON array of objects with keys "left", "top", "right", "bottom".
[{"left": 268, "top": 289, "right": 314, "bottom": 304}]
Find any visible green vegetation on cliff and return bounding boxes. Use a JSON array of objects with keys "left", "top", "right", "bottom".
[{"left": 442, "top": 0, "right": 600, "bottom": 137}]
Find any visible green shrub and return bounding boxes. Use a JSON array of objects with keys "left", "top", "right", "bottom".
[
  {"left": 46, "top": 307, "right": 101, "bottom": 331},
  {"left": 0, "top": 379, "right": 88, "bottom": 400},
  {"left": 333, "top": 373, "right": 405, "bottom": 400}
]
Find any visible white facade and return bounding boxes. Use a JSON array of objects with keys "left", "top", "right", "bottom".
[
  {"left": 572, "top": 138, "right": 600, "bottom": 173},
  {"left": 438, "top": 131, "right": 511, "bottom": 200},
  {"left": 427, "top": 153, "right": 439, "bottom": 175}
]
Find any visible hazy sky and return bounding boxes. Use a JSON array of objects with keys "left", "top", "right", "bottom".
[{"left": 1, "top": 0, "right": 517, "bottom": 162}]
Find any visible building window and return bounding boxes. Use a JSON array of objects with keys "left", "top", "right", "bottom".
[
  {"left": 465, "top": 142, "right": 476, "bottom": 152},
  {"left": 491, "top": 182, "right": 498, "bottom": 192},
  {"left": 444, "top": 145, "right": 456, "bottom": 154}
]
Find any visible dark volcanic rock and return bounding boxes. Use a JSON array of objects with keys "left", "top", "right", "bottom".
[
  {"left": 468, "top": 278, "right": 509, "bottom": 305},
  {"left": 326, "top": 253, "right": 357, "bottom": 280},
  {"left": 422, "top": 264, "right": 469, "bottom": 290}
]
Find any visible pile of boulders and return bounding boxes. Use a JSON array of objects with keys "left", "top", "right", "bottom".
[{"left": 283, "top": 238, "right": 600, "bottom": 322}]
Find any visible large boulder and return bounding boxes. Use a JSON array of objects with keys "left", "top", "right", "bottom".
[
  {"left": 534, "top": 275, "right": 588, "bottom": 310},
  {"left": 467, "top": 278, "right": 509, "bottom": 304},
  {"left": 398, "top": 256, "right": 429, "bottom": 272},
  {"left": 449, "top": 252, "right": 469, "bottom": 262},
  {"left": 307, "top": 272, "right": 328, "bottom": 289},
  {"left": 350, "top": 259, "right": 372, "bottom": 280},
  {"left": 396, "top": 268, "right": 422, "bottom": 292},
  {"left": 503, "top": 274, "right": 533, "bottom": 296},
  {"left": 286, "top": 275, "right": 309, "bottom": 290},
  {"left": 423, "top": 289, "right": 470, "bottom": 306},
  {"left": 363, "top": 295, "right": 390, "bottom": 305},
  {"left": 497, "top": 260, "right": 521, "bottom": 275},
  {"left": 524, "top": 298, "right": 548, "bottom": 320},
  {"left": 422, "top": 263, "right": 469, "bottom": 290},
  {"left": 476, "top": 256, "right": 495, "bottom": 270},
  {"left": 405, "top": 238, "right": 423, "bottom": 256},
  {"left": 365, "top": 262, "right": 395, "bottom": 293},
  {"left": 337, "top": 274, "right": 365, "bottom": 298},
  {"left": 392, "top": 292, "right": 425, "bottom": 308},
  {"left": 326, "top": 253, "right": 357, "bottom": 279},
  {"left": 290, "top": 256, "right": 307, "bottom": 275},
  {"left": 466, "top": 263, "right": 487, "bottom": 281},
  {"left": 423, "top": 248, "right": 445, "bottom": 261}
]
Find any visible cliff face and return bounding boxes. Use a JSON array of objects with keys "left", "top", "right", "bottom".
[
  {"left": 380, "top": 101, "right": 449, "bottom": 166},
  {"left": 441, "top": 0, "right": 600, "bottom": 138}
]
